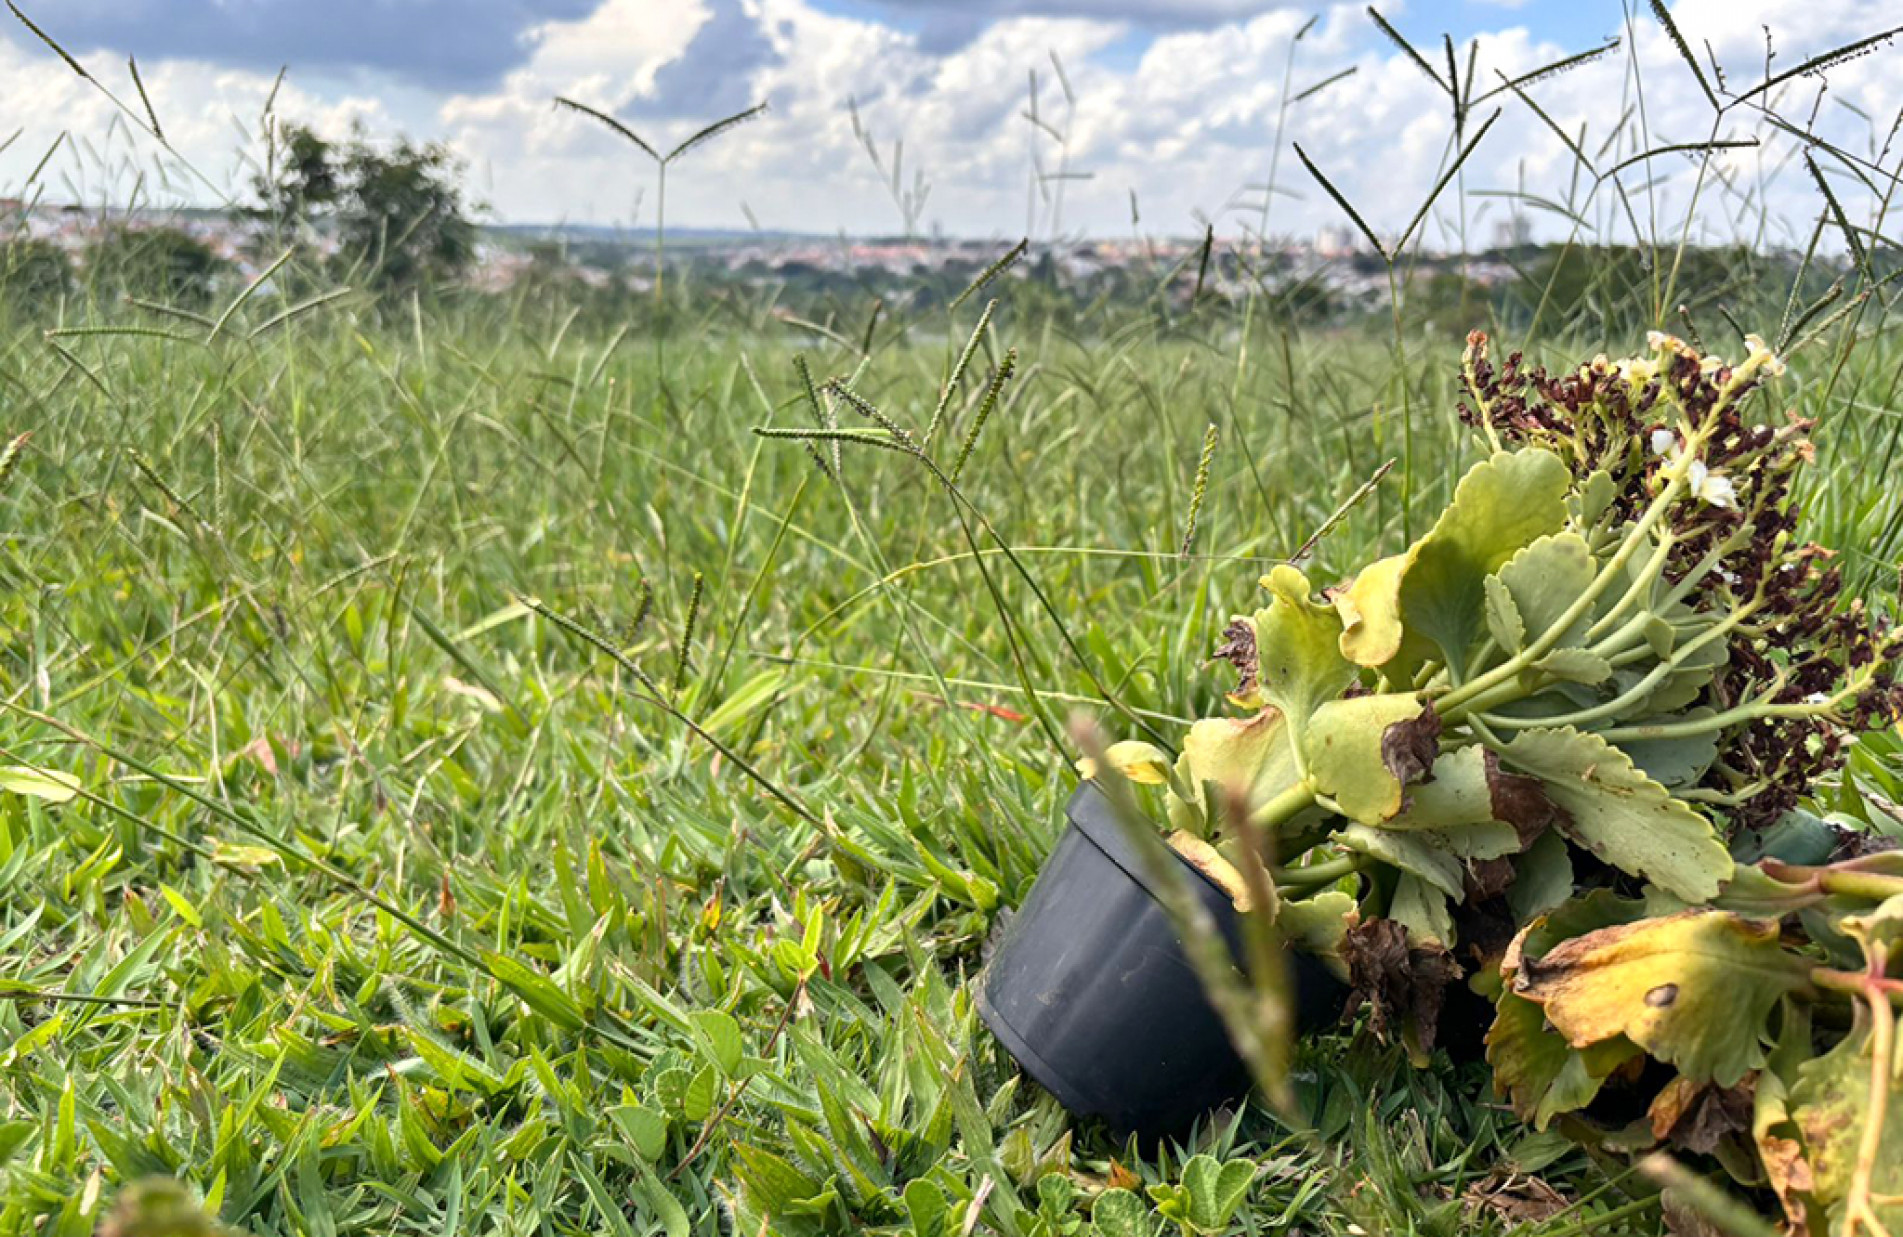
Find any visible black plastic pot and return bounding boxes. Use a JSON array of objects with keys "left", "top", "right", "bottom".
[{"left": 978, "top": 781, "right": 1344, "bottom": 1136}]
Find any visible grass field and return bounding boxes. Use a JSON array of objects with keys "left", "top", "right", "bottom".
[
  {"left": 0, "top": 258, "right": 1900, "bottom": 1237},
  {"left": 11, "top": 0, "right": 1903, "bottom": 1221}
]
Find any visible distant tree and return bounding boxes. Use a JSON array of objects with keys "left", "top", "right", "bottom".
[
  {"left": 254, "top": 124, "right": 342, "bottom": 235},
  {"left": 87, "top": 226, "right": 226, "bottom": 307},
  {"left": 251, "top": 123, "right": 479, "bottom": 292},
  {"left": 336, "top": 137, "right": 478, "bottom": 290},
  {"left": 1, "top": 237, "right": 74, "bottom": 309}
]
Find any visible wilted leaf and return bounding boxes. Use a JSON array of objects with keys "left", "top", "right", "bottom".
[
  {"left": 1212, "top": 617, "right": 1261, "bottom": 709},
  {"left": 1499, "top": 726, "right": 1732, "bottom": 902},
  {"left": 1167, "top": 831, "right": 1248, "bottom": 908},
  {"left": 1784, "top": 1024, "right": 1903, "bottom": 1223},
  {"left": 1463, "top": 1170, "right": 1572, "bottom": 1225},
  {"left": 1648, "top": 1074, "right": 1755, "bottom": 1155},
  {"left": 1335, "top": 553, "right": 1412, "bottom": 670},
  {"left": 1386, "top": 744, "right": 1566, "bottom": 847},
  {"left": 1306, "top": 693, "right": 1433, "bottom": 823},
  {"left": 1174, "top": 709, "right": 1302, "bottom": 831},
  {"left": 1512, "top": 911, "right": 1809, "bottom": 1087},
  {"left": 1751, "top": 1003, "right": 1817, "bottom": 1230},
  {"left": 1341, "top": 917, "right": 1460, "bottom": 1064}
]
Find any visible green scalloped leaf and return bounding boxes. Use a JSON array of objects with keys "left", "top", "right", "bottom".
[
  {"left": 1483, "top": 573, "right": 1524, "bottom": 653},
  {"left": 1277, "top": 890, "right": 1358, "bottom": 980},
  {"left": 1498, "top": 726, "right": 1733, "bottom": 902},
  {"left": 1337, "top": 449, "right": 1571, "bottom": 678},
  {"left": 1339, "top": 819, "right": 1518, "bottom": 898},
  {"left": 1499, "top": 533, "right": 1596, "bottom": 651},
  {"left": 1390, "top": 872, "right": 1454, "bottom": 946},
  {"left": 1537, "top": 648, "right": 1613, "bottom": 685},
  {"left": 1486, "top": 990, "right": 1643, "bottom": 1129}
]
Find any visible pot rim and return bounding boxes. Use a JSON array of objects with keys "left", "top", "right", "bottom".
[{"left": 1065, "top": 779, "right": 1241, "bottom": 920}]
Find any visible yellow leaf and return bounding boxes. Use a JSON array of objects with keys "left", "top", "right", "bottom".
[
  {"left": 1305, "top": 693, "right": 1431, "bottom": 823},
  {"left": 1513, "top": 911, "right": 1808, "bottom": 1087},
  {"left": 1076, "top": 740, "right": 1174, "bottom": 786},
  {"left": 1167, "top": 831, "right": 1249, "bottom": 909}
]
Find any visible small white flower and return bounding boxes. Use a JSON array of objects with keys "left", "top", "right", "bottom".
[
  {"left": 1688, "top": 459, "right": 1737, "bottom": 508},
  {"left": 1806, "top": 691, "right": 1829, "bottom": 705},
  {"left": 1651, "top": 427, "right": 1678, "bottom": 456},
  {"left": 1646, "top": 330, "right": 1671, "bottom": 350}
]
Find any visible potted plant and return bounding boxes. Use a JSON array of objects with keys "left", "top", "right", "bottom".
[
  {"left": 977, "top": 778, "right": 1347, "bottom": 1136},
  {"left": 983, "top": 330, "right": 1903, "bottom": 1219}
]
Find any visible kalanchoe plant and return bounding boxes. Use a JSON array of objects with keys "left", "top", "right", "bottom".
[{"left": 1093, "top": 330, "right": 1903, "bottom": 1229}]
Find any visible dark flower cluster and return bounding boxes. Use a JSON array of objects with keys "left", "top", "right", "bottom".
[
  {"left": 1461, "top": 330, "right": 1903, "bottom": 836},
  {"left": 1459, "top": 331, "right": 1654, "bottom": 526}
]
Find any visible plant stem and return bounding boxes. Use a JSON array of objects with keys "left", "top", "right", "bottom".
[
  {"left": 1475, "top": 597, "right": 1759, "bottom": 731},
  {"left": 1248, "top": 779, "right": 1320, "bottom": 831},
  {"left": 1439, "top": 431, "right": 1706, "bottom": 718},
  {"left": 1846, "top": 967, "right": 1897, "bottom": 1236},
  {"left": 1272, "top": 852, "right": 1364, "bottom": 887},
  {"left": 1599, "top": 665, "right": 1877, "bottom": 743},
  {"left": 1821, "top": 870, "right": 1903, "bottom": 902}
]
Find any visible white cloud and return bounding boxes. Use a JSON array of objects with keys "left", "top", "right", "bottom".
[{"left": 4, "top": 0, "right": 1899, "bottom": 244}]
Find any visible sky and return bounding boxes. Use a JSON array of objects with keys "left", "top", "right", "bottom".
[{"left": 1, "top": 0, "right": 1899, "bottom": 244}]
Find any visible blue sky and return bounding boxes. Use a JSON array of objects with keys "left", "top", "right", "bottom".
[
  {"left": 1, "top": 0, "right": 1897, "bottom": 239},
  {"left": 806, "top": 0, "right": 1625, "bottom": 59}
]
